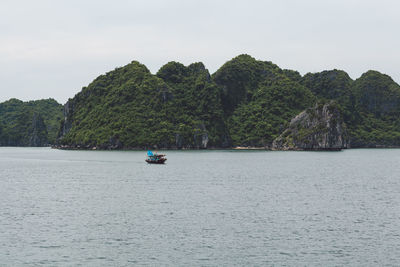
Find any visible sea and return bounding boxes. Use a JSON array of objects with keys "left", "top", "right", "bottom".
[{"left": 1, "top": 147, "right": 400, "bottom": 266}]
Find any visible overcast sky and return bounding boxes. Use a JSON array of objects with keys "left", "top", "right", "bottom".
[{"left": 1, "top": 0, "right": 399, "bottom": 104}]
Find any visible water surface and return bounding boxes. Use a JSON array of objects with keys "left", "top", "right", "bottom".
[{"left": 1, "top": 148, "right": 400, "bottom": 266}]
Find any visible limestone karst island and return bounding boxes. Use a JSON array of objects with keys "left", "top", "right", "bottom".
[{"left": 1, "top": 55, "right": 400, "bottom": 151}]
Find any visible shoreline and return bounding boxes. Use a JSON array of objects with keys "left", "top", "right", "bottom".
[
  {"left": 50, "top": 145, "right": 400, "bottom": 151},
  {"left": 1, "top": 145, "right": 400, "bottom": 151}
]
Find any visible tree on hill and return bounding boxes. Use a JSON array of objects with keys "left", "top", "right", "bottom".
[
  {"left": 0, "top": 98, "right": 62, "bottom": 146},
  {"left": 56, "top": 56, "right": 400, "bottom": 149}
]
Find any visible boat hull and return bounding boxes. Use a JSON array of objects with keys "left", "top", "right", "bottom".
[{"left": 145, "top": 158, "right": 167, "bottom": 164}]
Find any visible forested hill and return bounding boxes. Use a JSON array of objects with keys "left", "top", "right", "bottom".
[
  {"left": 0, "top": 98, "right": 63, "bottom": 146},
  {"left": 58, "top": 61, "right": 228, "bottom": 149},
  {"left": 55, "top": 54, "right": 400, "bottom": 149},
  {"left": 301, "top": 69, "right": 400, "bottom": 146},
  {"left": 1, "top": 56, "right": 397, "bottom": 149}
]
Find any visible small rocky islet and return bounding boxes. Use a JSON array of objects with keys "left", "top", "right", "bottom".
[{"left": 1, "top": 54, "right": 400, "bottom": 151}]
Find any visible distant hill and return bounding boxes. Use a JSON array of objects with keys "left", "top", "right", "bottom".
[
  {"left": 51, "top": 54, "right": 400, "bottom": 149},
  {"left": 0, "top": 98, "right": 63, "bottom": 146}
]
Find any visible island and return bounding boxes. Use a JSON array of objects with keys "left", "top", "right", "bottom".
[{"left": 2, "top": 55, "right": 400, "bottom": 150}]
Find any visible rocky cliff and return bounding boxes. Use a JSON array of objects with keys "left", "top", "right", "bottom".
[
  {"left": 56, "top": 61, "right": 228, "bottom": 149},
  {"left": 59, "top": 100, "right": 73, "bottom": 138},
  {"left": 29, "top": 112, "right": 48, "bottom": 146},
  {"left": 55, "top": 56, "right": 400, "bottom": 150},
  {"left": 272, "top": 102, "right": 349, "bottom": 150}
]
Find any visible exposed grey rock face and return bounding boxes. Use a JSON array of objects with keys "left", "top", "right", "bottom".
[
  {"left": 29, "top": 112, "right": 48, "bottom": 146},
  {"left": 58, "top": 100, "right": 74, "bottom": 139},
  {"left": 175, "top": 133, "right": 183, "bottom": 149},
  {"left": 175, "top": 124, "right": 209, "bottom": 149},
  {"left": 272, "top": 102, "right": 349, "bottom": 150},
  {"left": 194, "top": 123, "right": 208, "bottom": 149},
  {"left": 201, "top": 132, "right": 209, "bottom": 148}
]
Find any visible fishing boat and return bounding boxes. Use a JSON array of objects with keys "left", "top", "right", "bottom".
[{"left": 145, "top": 150, "right": 167, "bottom": 164}]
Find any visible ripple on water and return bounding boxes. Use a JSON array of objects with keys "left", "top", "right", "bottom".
[{"left": 1, "top": 148, "right": 400, "bottom": 266}]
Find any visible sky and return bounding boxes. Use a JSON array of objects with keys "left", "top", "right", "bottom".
[{"left": 1, "top": 0, "right": 399, "bottom": 104}]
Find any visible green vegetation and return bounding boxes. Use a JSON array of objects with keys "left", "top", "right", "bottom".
[
  {"left": 349, "top": 71, "right": 400, "bottom": 146},
  {"left": 59, "top": 61, "right": 227, "bottom": 148},
  {"left": 0, "top": 98, "right": 63, "bottom": 146},
  {"left": 59, "top": 55, "right": 319, "bottom": 149},
  {"left": 301, "top": 69, "right": 400, "bottom": 147},
  {"left": 212, "top": 55, "right": 315, "bottom": 146},
  {"left": 3, "top": 54, "right": 399, "bottom": 149},
  {"left": 57, "top": 55, "right": 400, "bottom": 149},
  {"left": 227, "top": 75, "right": 315, "bottom": 146},
  {"left": 302, "top": 69, "right": 353, "bottom": 101},
  {"left": 213, "top": 54, "right": 289, "bottom": 115}
]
